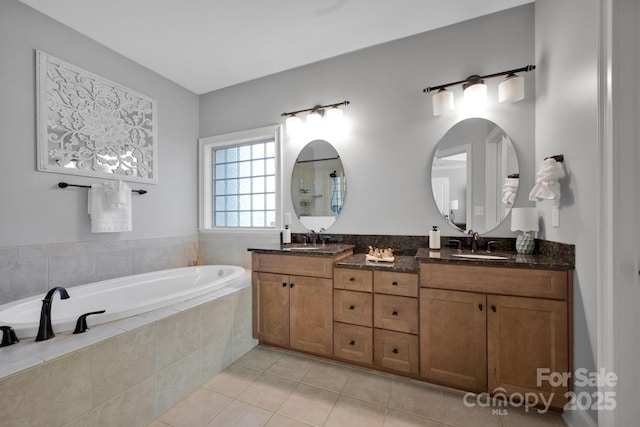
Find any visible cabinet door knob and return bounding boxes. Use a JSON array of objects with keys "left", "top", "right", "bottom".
[
  {"left": 392, "top": 348, "right": 399, "bottom": 354},
  {"left": 282, "top": 282, "right": 287, "bottom": 288},
  {"left": 478, "top": 304, "right": 483, "bottom": 311},
  {"left": 290, "top": 283, "right": 295, "bottom": 288},
  {"left": 348, "top": 305, "right": 355, "bottom": 310},
  {"left": 491, "top": 305, "right": 496, "bottom": 312},
  {"left": 349, "top": 277, "right": 355, "bottom": 281},
  {"left": 392, "top": 310, "right": 398, "bottom": 316},
  {"left": 349, "top": 340, "right": 355, "bottom": 345},
  {"left": 391, "top": 281, "right": 398, "bottom": 286}
]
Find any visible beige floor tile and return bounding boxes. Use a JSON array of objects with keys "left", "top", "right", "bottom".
[
  {"left": 265, "top": 353, "right": 314, "bottom": 381},
  {"left": 202, "top": 364, "right": 261, "bottom": 398},
  {"left": 383, "top": 409, "right": 443, "bottom": 427},
  {"left": 324, "top": 395, "right": 386, "bottom": 427},
  {"left": 147, "top": 421, "right": 171, "bottom": 427},
  {"left": 342, "top": 369, "right": 393, "bottom": 406},
  {"left": 234, "top": 346, "right": 283, "bottom": 371},
  {"left": 441, "top": 391, "right": 502, "bottom": 427},
  {"left": 277, "top": 383, "right": 339, "bottom": 426},
  {"left": 300, "top": 360, "right": 354, "bottom": 392},
  {"left": 206, "top": 400, "right": 272, "bottom": 427},
  {"left": 237, "top": 373, "right": 298, "bottom": 411},
  {"left": 388, "top": 379, "right": 443, "bottom": 421},
  {"left": 499, "top": 407, "right": 566, "bottom": 427},
  {"left": 264, "top": 413, "right": 314, "bottom": 427},
  {"left": 159, "top": 388, "right": 232, "bottom": 427}
]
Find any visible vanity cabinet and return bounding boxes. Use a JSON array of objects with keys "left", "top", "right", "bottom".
[
  {"left": 252, "top": 252, "right": 350, "bottom": 357},
  {"left": 419, "top": 263, "right": 572, "bottom": 409}
]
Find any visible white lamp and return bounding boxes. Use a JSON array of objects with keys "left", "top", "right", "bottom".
[
  {"left": 511, "top": 207, "right": 539, "bottom": 254},
  {"left": 325, "top": 106, "right": 343, "bottom": 124},
  {"left": 498, "top": 74, "right": 525, "bottom": 103},
  {"left": 463, "top": 78, "right": 487, "bottom": 110},
  {"left": 285, "top": 115, "right": 302, "bottom": 136},
  {"left": 432, "top": 89, "right": 454, "bottom": 116}
]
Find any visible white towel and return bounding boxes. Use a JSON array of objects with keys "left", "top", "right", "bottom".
[
  {"left": 501, "top": 177, "right": 519, "bottom": 205},
  {"left": 529, "top": 158, "right": 565, "bottom": 202},
  {"left": 88, "top": 181, "right": 132, "bottom": 233}
]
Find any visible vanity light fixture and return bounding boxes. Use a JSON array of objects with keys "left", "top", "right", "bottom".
[
  {"left": 423, "top": 65, "right": 535, "bottom": 115},
  {"left": 282, "top": 101, "right": 350, "bottom": 135}
]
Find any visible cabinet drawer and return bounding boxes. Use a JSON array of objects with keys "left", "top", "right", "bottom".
[
  {"left": 420, "top": 263, "right": 569, "bottom": 300},
  {"left": 374, "top": 329, "right": 419, "bottom": 374},
  {"left": 334, "top": 322, "right": 373, "bottom": 364},
  {"left": 252, "top": 253, "right": 334, "bottom": 278},
  {"left": 334, "top": 268, "right": 373, "bottom": 292},
  {"left": 374, "top": 271, "right": 418, "bottom": 297},
  {"left": 374, "top": 294, "right": 419, "bottom": 334},
  {"left": 334, "top": 289, "right": 372, "bottom": 327}
]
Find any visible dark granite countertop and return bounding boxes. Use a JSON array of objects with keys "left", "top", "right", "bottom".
[
  {"left": 415, "top": 247, "right": 574, "bottom": 271},
  {"left": 334, "top": 254, "right": 420, "bottom": 273},
  {"left": 248, "top": 243, "right": 354, "bottom": 256}
]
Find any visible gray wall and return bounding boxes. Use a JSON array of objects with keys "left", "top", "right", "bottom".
[
  {"left": 199, "top": 5, "right": 536, "bottom": 239},
  {"left": 0, "top": 1, "right": 199, "bottom": 247},
  {"left": 535, "top": 1, "right": 599, "bottom": 425}
]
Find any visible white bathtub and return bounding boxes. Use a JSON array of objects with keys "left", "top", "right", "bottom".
[{"left": 0, "top": 265, "right": 245, "bottom": 338}]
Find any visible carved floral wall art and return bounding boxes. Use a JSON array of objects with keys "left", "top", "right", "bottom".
[{"left": 36, "top": 50, "right": 158, "bottom": 183}]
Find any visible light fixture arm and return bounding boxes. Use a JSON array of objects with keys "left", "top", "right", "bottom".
[
  {"left": 282, "top": 100, "right": 350, "bottom": 117},
  {"left": 423, "top": 65, "right": 535, "bottom": 93}
]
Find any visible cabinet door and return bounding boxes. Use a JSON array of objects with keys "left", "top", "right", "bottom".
[
  {"left": 487, "top": 295, "right": 568, "bottom": 409},
  {"left": 420, "top": 289, "right": 487, "bottom": 392},
  {"left": 253, "top": 272, "right": 289, "bottom": 347},
  {"left": 290, "top": 275, "right": 334, "bottom": 356}
]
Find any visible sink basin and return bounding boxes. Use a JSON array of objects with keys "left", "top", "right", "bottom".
[{"left": 451, "top": 253, "right": 510, "bottom": 260}]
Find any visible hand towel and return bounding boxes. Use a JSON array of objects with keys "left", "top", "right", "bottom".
[
  {"left": 501, "top": 177, "right": 519, "bottom": 205},
  {"left": 104, "top": 181, "right": 127, "bottom": 208},
  {"left": 88, "top": 181, "right": 132, "bottom": 233},
  {"left": 529, "top": 158, "right": 565, "bottom": 202}
]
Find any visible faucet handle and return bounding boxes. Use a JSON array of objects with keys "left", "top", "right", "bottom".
[
  {"left": 486, "top": 241, "right": 498, "bottom": 253},
  {"left": 73, "top": 310, "right": 106, "bottom": 334},
  {"left": 449, "top": 239, "right": 462, "bottom": 252},
  {"left": 0, "top": 325, "right": 20, "bottom": 347}
]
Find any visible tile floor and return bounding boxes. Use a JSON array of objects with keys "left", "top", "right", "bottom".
[{"left": 148, "top": 346, "right": 566, "bottom": 427}]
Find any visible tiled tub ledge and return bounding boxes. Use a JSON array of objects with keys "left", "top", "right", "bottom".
[{"left": 0, "top": 275, "right": 257, "bottom": 427}]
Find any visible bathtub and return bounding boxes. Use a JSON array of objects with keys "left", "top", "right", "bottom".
[{"left": 0, "top": 265, "right": 245, "bottom": 339}]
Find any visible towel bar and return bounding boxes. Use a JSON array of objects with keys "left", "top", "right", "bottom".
[{"left": 58, "top": 182, "right": 147, "bottom": 194}]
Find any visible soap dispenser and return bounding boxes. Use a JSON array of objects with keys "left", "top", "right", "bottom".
[{"left": 429, "top": 226, "right": 441, "bottom": 250}]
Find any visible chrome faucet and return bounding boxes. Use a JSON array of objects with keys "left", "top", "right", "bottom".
[
  {"left": 35, "top": 287, "right": 70, "bottom": 342},
  {"left": 307, "top": 229, "right": 317, "bottom": 245}
]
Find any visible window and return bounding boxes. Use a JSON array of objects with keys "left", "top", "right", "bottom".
[{"left": 199, "top": 125, "right": 281, "bottom": 230}]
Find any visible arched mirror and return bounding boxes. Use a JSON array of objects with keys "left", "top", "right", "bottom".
[
  {"left": 291, "top": 140, "right": 346, "bottom": 231},
  {"left": 431, "top": 118, "right": 519, "bottom": 234}
]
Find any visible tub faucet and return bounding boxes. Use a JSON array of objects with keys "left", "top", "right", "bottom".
[{"left": 35, "top": 287, "right": 70, "bottom": 342}]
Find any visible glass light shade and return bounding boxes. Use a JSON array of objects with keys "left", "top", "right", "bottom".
[
  {"left": 498, "top": 74, "right": 525, "bottom": 103},
  {"left": 432, "top": 89, "right": 454, "bottom": 116},
  {"left": 285, "top": 115, "right": 302, "bottom": 135},
  {"left": 306, "top": 110, "right": 323, "bottom": 130},
  {"left": 325, "top": 106, "right": 343, "bottom": 125},
  {"left": 463, "top": 82, "right": 487, "bottom": 109},
  {"left": 511, "top": 207, "right": 539, "bottom": 232}
]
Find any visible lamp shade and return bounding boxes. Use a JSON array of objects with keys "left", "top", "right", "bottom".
[
  {"left": 511, "top": 207, "right": 539, "bottom": 232},
  {"left": 498, "top": 74, "right": 525, "bottom": 103},
  {"left": 285, "top": 115, "right": 302, "bottom": 135},
  {"left": 463, "top": 81, "right": 487, "bottom": 109},
  {"left": 306, "top": 110, "right": 323, "bottom": 132},
  {"left": 326, "top": 106, "right": 343, "bottom": 124},
  {"left": 432, "top": 89, "right": 454, "bottom": 116}
]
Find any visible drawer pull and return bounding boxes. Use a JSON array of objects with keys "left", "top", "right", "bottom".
[
  {"left": 479, "top": 304, "right": 483, "bottom": 311},
  {"left": 392, "top": 310, "right": 398, "bottom": 316},
  {"left": 349, "top": 340, "right": 355, "bottom": 345},
  {"left": 282, "top": 282, "right": 287, "bottom": 288},
  {"left": 392, "top": 281, "right": 398, "bottom": 286},
  {"left": 491, "top": 305, "right": 496, "bottom": 312},
  {"left": 392, "top": 348, "right": 399, "bottom": 354},
  {"left": 349, "top": 277, "right": 355, "bottom": 281},
  {"left": 290, "top": 283, "right": 295, "bottom": 288},
  {"left": 348, "top": 305, "right": 355, "bottom": 310}
]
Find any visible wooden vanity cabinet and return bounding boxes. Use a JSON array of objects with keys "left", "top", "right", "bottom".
[
  {"left": 252, "top": 251, "right": 351, "bottom": 357},
  {"left": 419, "top": 263, "right": 572, "bottom": 409}
]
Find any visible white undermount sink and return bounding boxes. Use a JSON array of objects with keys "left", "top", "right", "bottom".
[{"left": 451, "top": 253, "right": 510, "bottom": 260}]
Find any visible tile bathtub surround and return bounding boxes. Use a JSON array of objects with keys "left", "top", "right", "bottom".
[
  {"left": 0, "top": 234, "right": 198, "bottom": 305},
  {"left": 0, "top": 281, "right": 257, "bottom": 427},
  {"left": 151, "top": 345, "right": 567, "bottom": 427}
]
